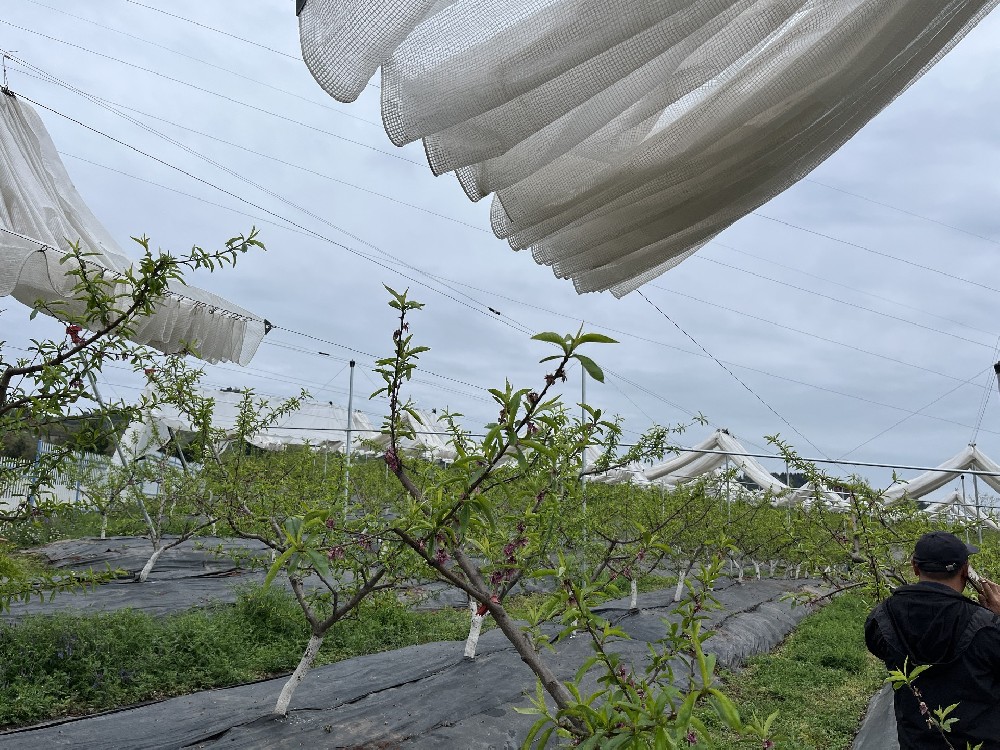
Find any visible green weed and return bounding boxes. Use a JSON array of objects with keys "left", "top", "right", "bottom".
[
  {"left": 698, "top": 592, "right": 883, "bottom": 749},
  {"left": 0, "top": 586, "right": 467, "bottom": 728}
]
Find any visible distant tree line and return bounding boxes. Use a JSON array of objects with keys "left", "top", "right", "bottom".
[{"left": 735, "top": 471, "right": 808, "bottom": 490}]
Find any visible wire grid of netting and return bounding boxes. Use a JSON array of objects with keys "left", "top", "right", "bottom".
[
  {"left": 298, "top": 0, "right": 999, "bottom": 296},
  {"left": 0, "top": 93, "right": 266, "bottom": 365}
]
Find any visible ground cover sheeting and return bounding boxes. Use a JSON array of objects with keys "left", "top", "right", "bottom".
[
  {"left": 851, "top": 684, "right": 898, "bottom": 750},
  {"left": 2, "top": 577, "right": 819, "bottom": 749},
  {"left": 2, "top": 536, "right": 273, "bottom": 621}
]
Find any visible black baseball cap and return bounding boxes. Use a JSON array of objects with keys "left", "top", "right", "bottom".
[{"left": 912, "top": 531, "right": 978, "bottom": 573}]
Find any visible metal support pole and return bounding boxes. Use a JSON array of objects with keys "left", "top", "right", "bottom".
[
  {"left": 87, "top": 371, "right": 156, "bottom": 532},
  {"left": 88, "top": 373, "right": 132, "bottom": 468},
  {"left": 74, "top": 453, "right": 83, "bottom": 505},
  {"left": 725, "top": 455, "right": 731, "bottom": 523},
  {"left": 344, "top": 360, "right": 356, "bottom": 509},
  {"left": 973, "top": 472, "right": 983, "bottom": 545},
  {"left": 27, "top": 437, "right": 42, "bottom": 508},
  {"left": 580, "top": 369, "right": 587, "bottom": 541},
  {"left": 581, "top": 370, "right": 588, "bottom": 476},
  {"left": 785, "top": 458, "right": 791, "bottom": 528},
  {"left": 166, "top": 426, "right": 188, "bottom": 472},
  {"left": 961, "top": 473, "right": 967, "bottom": 514}
]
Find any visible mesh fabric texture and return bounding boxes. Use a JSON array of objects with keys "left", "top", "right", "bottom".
[
  {"left": 299, "top": 0, "right": 998, "bottom": 296},
  {"left": 0, "top": 93, "right": 265, "bottom": 364}
]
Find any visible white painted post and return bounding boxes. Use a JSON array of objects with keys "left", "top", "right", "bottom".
[{"left": 344, "top": 360, "right": 355, "bottom": 512}]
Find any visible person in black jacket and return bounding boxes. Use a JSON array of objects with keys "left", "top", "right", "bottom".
[{"left": 866, "top": 531, "right": 1000, "bottom": 749}]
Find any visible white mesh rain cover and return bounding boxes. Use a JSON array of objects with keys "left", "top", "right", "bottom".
[
  {"left": 0, "top": 92, "right": 266, "bottom": 365},
  {"left": 299, "top": 0, "right": 998, "bottom": 296}
]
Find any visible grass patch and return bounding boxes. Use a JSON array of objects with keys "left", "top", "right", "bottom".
[
  {"left": 699, "top": 592, "right": 885, "bottom": 749},
  {"left": 0, "top": 587, "right": 468, "bottom": 728}
]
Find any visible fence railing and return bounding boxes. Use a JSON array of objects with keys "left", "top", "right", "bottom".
[
  {"left": 2, "top": 442, "right": 186, "bottom": 503},
  {"left": 0, "top": 456, "right": 34, "bottom": 501}
]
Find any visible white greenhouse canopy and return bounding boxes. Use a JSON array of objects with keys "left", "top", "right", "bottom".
[
  {"left": 297, "top": 0, "right": 998, "bottom": 295},
  {"left": 368, "top": 407, "right": 458, "bottom": 463},
  {"left": 115, "top": 389, "right": 458, "bottom": 463},
  {"left": 640, "top": 429, "right": 849, "bottom": 508},
  {"left": 776, "top": 481, "right": 850, "bottom": 510},
  {"left": 883, "top": 445, "right": 1000, "bottom": 503},
  {"left": 117, "top": 388, "right": 379, "bottom": 460},
  {"left": 921, "top": 488, "right": 1000, "bottom": 531},
  {"left": 0, "top": 92, "right": 266, "bottom": 365},
  {"left": 583, "top": 446, "right": 650, "bottom": 486},
  {"left": 644, "top": 429, "right": 783, "bottom": 491}
]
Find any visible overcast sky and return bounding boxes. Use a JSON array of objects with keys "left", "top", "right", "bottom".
[{"left": 3, "top": 1, "right": 1000, "bottom": 496}]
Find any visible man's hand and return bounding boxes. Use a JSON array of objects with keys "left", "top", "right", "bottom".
[{"left": 978, "top": 578, "right": 1000, "bottom": 616}]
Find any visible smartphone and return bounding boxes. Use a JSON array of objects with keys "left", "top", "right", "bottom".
[{"left": 968, "top": 564, "right": 986, "bottom": 597}]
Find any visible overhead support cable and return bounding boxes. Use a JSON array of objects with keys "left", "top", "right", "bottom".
[
  {"left": 3, "top": 50, "right": 992, "bottom": 447},
  {"left": 0, "top": 25, "right": 410, "bottom": 164},
  {"left": 705, "top": 242, "right": 999, "bottom": 341},
  {"left": 839, "top": 365, "right": 995, "bottom": 460},
  {"left": 652, "top": 284, "right": 981, "bottom": 384},
  {"left": 971, "top": 338, "right": 1000, "bottom": 445},
  {"left": 752, "top": 212, "right": 1000, "bottom": 296},
  {"left": 5, "top": 81, "right": 530, "bottom": 338},
  {"left": 638, "top": 291, "right": 828, "bottom": 459},
  {"left": 803, "top": 178, "right": 1000, "bottom": 248},
  {"left": 698, "top": 254, "right": 996, "bottom": 349},
  {"left": 22, "top": 0, "right": 383, "bottom": 128}
]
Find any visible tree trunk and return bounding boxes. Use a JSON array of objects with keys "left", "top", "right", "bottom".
[
  {"left": 274, "top": 632, "right": 324, "bottom": 716},
  {"left": 488, "top": 603, "right": 575, "bottom": 713},
  {"left": 138, "top": 545, "right": 164, "bottom": 583},
  {"left": 464, "top": 611, "right": 486, "bottom": 660},
  {"left": 673, "top": 569, "right": 687, "bottom": 603},
  {"left": 753, "top": 560, "right": 761, "bottom": 580},
  {"left": 629, "top": 578, "right": 638, "bottom": 610},
  {"left": 100, "top": 511, "right": 108, "bottom": 540},
  {"left": 769, "top": 560, "right": 778, "bottom": 577}
]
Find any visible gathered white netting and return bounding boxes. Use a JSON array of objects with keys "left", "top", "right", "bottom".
[
  {"left": 117, "top": 388, "right": 380, "bottom": 459},
  {"left": 299, "top": 0, "right": 998, "bottom": 295},
  {"left": 0, "top": 92, "right": 266, "bottom": 365},
  {"left": 882, "top": 445, "right": 1000, "bottom": 502}
]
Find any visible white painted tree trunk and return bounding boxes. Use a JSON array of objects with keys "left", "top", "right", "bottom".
[
  {"left": 769, "top": 560, "right": 778, "bottom": 577},
  {"left": 673, "top": 569, "right": 687, "bottom": 603},
  {"left": 464, "top": 613, "right": 485, "bottom": 659},
  {"left": 753, "top": 560, "right": 761, "bottom": 580},
  {"left": 794, "top": 563, "right": 802, "bottom": 580},
  {"left": 629, "top": 578, "right": 638, "bottom": 610},
  {"left": 100, "top": 512, "right": 108, "bottom": 540},
  {"left": 274, "top": 633, "right": 324, "bottom": 716},
  {"left": 736, "top": 559, "right": 744, "bottom": 583},
  {"left": 138, "top": 546, "right": 164, "bottom": 583}
]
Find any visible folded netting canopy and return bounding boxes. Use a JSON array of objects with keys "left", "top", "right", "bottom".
[
  {"left": 117, "top": 388, "right": 379, "bottom": 460},
  {"left": 298, "top": 0, "right": 998, "bottom": 296},
  {"left": 0, "top": 92, "right": 266, "bottom": 365}
]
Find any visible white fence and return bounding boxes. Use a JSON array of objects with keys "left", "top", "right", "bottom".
[
  {"left": 0, "top": 442, "right": 176, "bottom": 512},
  {"left": 0, "top": 456, "right": 34, "bottom": 505}
]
